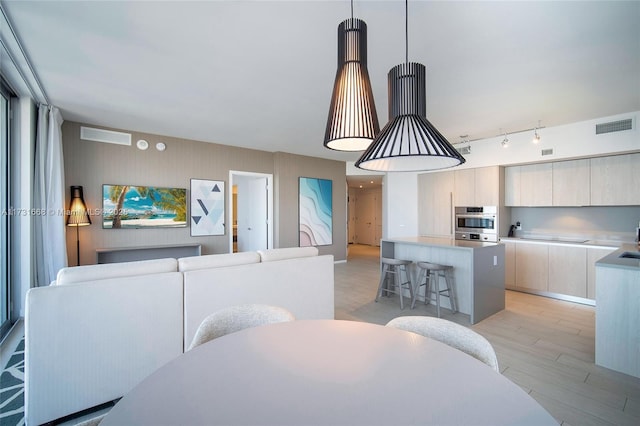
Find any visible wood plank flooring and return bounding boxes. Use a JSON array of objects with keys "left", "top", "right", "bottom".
[{"left": 335, "top": 244, "right": 640, "bottom": 426}]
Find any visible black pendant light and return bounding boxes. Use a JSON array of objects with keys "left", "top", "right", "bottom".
[
  {"left": 324, "top": 1, "right": 379, "bottom": 152},
  {"left": 356, "top": 0, "right": 465, "bottom": 172}
]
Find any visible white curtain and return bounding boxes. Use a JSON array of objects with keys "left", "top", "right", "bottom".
[{"left": 33, "top": 105, "right": 67, "bottom": 286}]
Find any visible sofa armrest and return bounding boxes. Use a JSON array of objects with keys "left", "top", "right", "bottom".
[{"left": 25, "top": 272, "right": 184, "bottom": 425}]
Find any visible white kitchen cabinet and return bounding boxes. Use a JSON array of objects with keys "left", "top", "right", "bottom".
[
  {"left": 503, "top": 241, "right": 516, "bottom": 288},
  {"left": 454, "top": 168, "right": 475, "bottom": 206},
  {"left": 552, "top": 159, "right": 590, "bottom": 206},
  {"left": 504, "top": 166, "right": 520, "bottom": 206},
  {"left": 519, "top": 163, "right": 552, "bottom": 206},
  {"left": 418, "top": 171, "right": 454, "bottom": 237},
  {"left": 455, "top": 166, "right": 500, "bottom": 207},
  {"left": 548, "top": 245, "right": 587, "bottom": 297},
  {"left": 515, "top": 243, "right": 548, "bottom": 292},
  {"left": 590, "top": 153, "right": 640, "bottom": 205},
  {"left": 475, "top": 166, "right": 501, "bottom": 206},
  {"left": 587, "top": 247, "right": 617, "bottom": 299}
]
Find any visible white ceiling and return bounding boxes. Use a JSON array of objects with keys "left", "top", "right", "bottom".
[{"left": 2, "top": 0, "right": 639, "bottom": 165}]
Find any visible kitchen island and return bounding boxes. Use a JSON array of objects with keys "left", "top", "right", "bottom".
[
  {"left": 595, "top": 243, "right": 640, "bottom": 378},
  {"left": 381, "top": 237, "right": 505, "bottom": 324}
]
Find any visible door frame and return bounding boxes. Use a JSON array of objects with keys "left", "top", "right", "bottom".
[{"left": 229, "top": 171, "right": 274, "bottom": 253}]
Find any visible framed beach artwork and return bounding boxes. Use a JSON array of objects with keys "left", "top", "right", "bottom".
[
  {"left": 190, "top": 179, "right": 225, "bottom": 236},
  {"left": 102, "top": 184, "right": 187, "bottom": 229},
  {"left": 299, "top": 177, "right": 332, "bottom": 246}
]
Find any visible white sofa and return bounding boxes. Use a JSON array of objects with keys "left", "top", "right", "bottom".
[{"left": 25, "top": 247, "right": 334, "bottom": 425}]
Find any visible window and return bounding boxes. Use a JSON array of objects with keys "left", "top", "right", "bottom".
[{"left": 0, "top": 80, "right": 12, "bottom": 337}]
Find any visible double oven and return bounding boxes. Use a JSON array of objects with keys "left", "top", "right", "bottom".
[{"left": 454, "top": 206, "right": 498, "bottom": 242}]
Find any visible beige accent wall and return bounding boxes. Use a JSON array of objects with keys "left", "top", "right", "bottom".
[
  {"left": 273, "top": 152, "right": 347, "bottom": 261},
  {"left": 63, "top": 122, "right": 347, "bottom": 264}
]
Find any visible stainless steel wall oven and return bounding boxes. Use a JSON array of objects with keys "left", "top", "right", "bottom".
[{"left": 455, "top": 206, "right": 498, "bottom": 242}]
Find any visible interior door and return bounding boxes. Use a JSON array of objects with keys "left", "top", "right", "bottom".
[
  {"left": 237, "top": 177, "right": 268, "bottom": 252},
  {"left": 355, "top": 191, "right": 376, "bottom": 246}
]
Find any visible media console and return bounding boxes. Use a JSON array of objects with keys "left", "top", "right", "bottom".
[{"left": 96, "top": 244, "right": 202, "bottom": 264}]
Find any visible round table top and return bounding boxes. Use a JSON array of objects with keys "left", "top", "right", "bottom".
[{"left": 102, "top": 320, "right": 557, "bottom": 426}]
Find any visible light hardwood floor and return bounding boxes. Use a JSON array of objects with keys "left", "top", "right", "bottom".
[{"left": 335, "top": 244, "right": 640, "bottom": 426}]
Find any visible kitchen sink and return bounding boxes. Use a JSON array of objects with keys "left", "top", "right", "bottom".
[{"left": 619, "top": 252, "right": 640, "bottom": 259}]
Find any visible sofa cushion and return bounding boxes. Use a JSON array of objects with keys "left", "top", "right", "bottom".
[
  {"left": 55, "top": 258, "right": 178, "bottom": 285},
  {"left": 257, "top": 247, "right": 318, "bottom": 262},
  {"left": 177, "top": 252, "right": 261, "bottom": 272}
]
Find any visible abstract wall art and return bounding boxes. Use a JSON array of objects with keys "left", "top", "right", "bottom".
[
  {"left": 190, "top": 179, "right": 225, "bottom": 236},
  {"left": 299, "top": 177, "right": 332, "bottom": 246}
]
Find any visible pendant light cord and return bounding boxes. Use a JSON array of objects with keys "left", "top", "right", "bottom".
[
  {"left": 405, "top": 0, "right": 409, "bottom": 66},
  {"left": 351, "top": 0, "right": 354, "bottom": 20}
]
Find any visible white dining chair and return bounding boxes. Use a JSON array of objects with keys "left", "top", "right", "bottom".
[
  {"left": 386, "top": 316, "right": 500, "bottom": 372},
  {"left": 188, "top": 304, "right": 296, "bottom": 350}
]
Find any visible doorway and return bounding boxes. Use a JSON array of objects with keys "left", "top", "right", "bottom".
[
  {"left": 229, "top": 171, "right": 273, "bottom": 253},
  {"left": 347, "top": 177, "right": 383, "bottom": 247}
]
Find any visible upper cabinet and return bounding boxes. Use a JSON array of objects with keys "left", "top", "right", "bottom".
[
  {"left": 454, "top": 166, "right": 501, "bottom": 206},
  {"left": 505, "top": 153, "right": 639, "bottom": 207},
  {"left": 552, "top": 159, "right": 590, "bottom": 206},
  {"left": 590, "top": 153, "right": 640, "bottom": 206},
  {"left": 505, "top": 163, "right": 551, "bottom": 206}
]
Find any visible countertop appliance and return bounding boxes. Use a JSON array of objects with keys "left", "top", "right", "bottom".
[{"left": 455, "top": 206, "right": 498, "bottom": 242}]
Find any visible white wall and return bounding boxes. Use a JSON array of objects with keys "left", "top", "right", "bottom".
[{"left": 382, "top": 173, "right": 418, "bottom": 238}]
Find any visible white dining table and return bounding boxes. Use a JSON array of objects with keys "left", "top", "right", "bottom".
[{"left": 101, "top": 320, "right": 558, "bottom": 426}]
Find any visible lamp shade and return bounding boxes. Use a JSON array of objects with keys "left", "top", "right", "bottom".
[
  {"left": 67, "top": 185, "right": 91, "bottom": 226},
  {"left": 355, "top": 63, "right": 465, "bottom": 172},
  {"left": 324, "top": 18, "right": 379, "bottom": 152}
]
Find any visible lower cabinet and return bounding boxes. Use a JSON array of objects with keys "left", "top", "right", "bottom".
[
  {"left": 548, "top": 246, "right": 587, "bottom": 298},
  {"left": 504, "top": 241, "right": 616, "bottom": 301},
  {"left": 503, "top": 241, "right": 516, "bottom": 288},
  {"left": 515, "top": 243, "right": 548, "bottom": 292}
]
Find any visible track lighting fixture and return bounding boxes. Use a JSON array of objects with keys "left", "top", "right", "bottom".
[
  {"left": 532, "top": 120, "right": 541, "bottom": 144},
  {"left": 501, "top": 130, "right": 509, "bottom": 148}
]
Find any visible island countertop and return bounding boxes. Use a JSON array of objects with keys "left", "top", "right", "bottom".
[
  {"left": 596, "top": 243, "right": 640, "bottom": 271},
  {"left": 383, "top": 236, "right": 499, "bottom": 249}
]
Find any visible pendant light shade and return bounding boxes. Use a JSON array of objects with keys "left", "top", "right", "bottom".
[
  {"left": 356, "top": 63, "right": 465, "bottom": 171},
  {"left": 324, "top": 18, "right": 380, "bottom": 151}
]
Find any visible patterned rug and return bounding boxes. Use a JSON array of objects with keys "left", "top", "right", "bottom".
[{"left": 0, "top": 338, "right": 24, "bottom": 426}]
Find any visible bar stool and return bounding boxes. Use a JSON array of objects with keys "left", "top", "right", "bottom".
[
  {"left": 411, "top": 262, "right": 457, "bottom": 317},
  {"left": 375, "top": 257, "right": 414, "bottom": 310}
]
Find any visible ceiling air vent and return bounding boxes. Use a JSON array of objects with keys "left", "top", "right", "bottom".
[
  {"left": 541, "top": 148, "right": 554, "bottom": 156},
  {"left": 457, "top": 146, "right": 471, "bottom": 155},
  {"left": 595, "top": 118, "right": 633, "bottom": 135},
  {"left": 80, "top": 126, "right": 132, "bottom": 146}
]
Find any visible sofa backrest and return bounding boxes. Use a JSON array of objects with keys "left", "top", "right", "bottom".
[
  {"left": 177, "top": 251, "right": 260, "bottom": 272},
  {"left": 257, "top": 246, "right": 318, "bottom": 262},
  {"left": 55, "top": 258, "right": 178, "bottom": 285},
  {"left": 182, "top": 254, "right": 334, "bottom": 348},
  {"left": 25, "top": 272, "right": 184, "bottom": 426}
]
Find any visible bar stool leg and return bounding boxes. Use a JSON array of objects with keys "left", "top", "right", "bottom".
[
  {"left": 444, "top": 270, "right": 458, "bottom": 314},
  {"left": 395, "top": 264, "right": 404, "bottom": 309},
  {"left": 405, "top": 264, "right": 414, "bottom": 309},
  {"left": 375, "top": 263, "right": 388, "bottom": 302},
  {"left": 410, "top": 267, "right": 424, "bottom": 309},
  {"left": 434, "top": 271, "right": 442, "bottom": 318}
]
